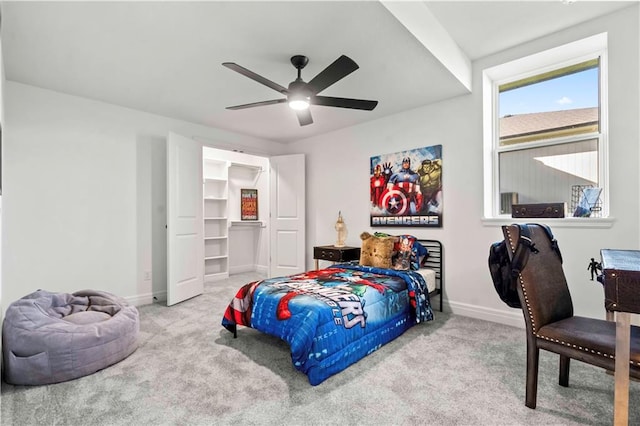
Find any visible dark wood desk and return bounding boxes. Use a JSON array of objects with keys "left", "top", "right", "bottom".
[{"left": 601, "top": 249, "right": 640, "bottom": 426}]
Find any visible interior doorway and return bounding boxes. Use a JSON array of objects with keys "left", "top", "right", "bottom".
[
  {"left": 164, "top": 133, "right": 306, "bottom": 305},
  {"left": 203, "top": 146, "right": 270, "bottom": 281}
]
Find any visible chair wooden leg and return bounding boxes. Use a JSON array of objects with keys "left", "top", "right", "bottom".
[
  {"left": 559, "top": 355, "right": 570, "bottom": 387},
  {"left": 526, "top": 339, "right": 539, "bottom": 409}
]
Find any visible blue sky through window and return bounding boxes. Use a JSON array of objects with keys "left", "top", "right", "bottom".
[{"left": 499, "top": 67, "right": 598, "bottom": 117}]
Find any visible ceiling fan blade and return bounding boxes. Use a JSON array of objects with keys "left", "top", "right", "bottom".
[
  {"left": 311, "top": 96, "right": 378, "bottom": 111},
  {"left": 307, "top": 55, "right": 359, "bottom": 94},
  {"left": 296, "top": 109, "right": 313, "bottom": 126},
  {"left": 226, "top": 99, "right": 287, "bottom": 110},
  {"left": 222, "top": 62, "right": 288, "bottom": 94}
]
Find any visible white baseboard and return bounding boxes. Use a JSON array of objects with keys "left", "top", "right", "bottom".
[
  {"left": 229, "top": 264, "right": 269, "bottom": 275},
  {"left": 125, "top": 292, "right": 160, "bottom": 307},
  {"left": 204, "top": 273, "right": 229, "bottom": 283},
  {"left": 229, "top": 264, "right": 256, "bottom": 275},
  {"left": 446, "top": 300, "right": 525, "bottom": 329},
  {"left": 152, "top": 291, "right": 167, "bottom": 304}
]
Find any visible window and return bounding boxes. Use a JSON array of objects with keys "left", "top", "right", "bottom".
[{"left": 483, "top": 34, "right": 608, "bottom": 220}]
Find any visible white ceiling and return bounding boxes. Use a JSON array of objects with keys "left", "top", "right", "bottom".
[{"left": 2, "top": 1, "right": 636, "bottom": 143}]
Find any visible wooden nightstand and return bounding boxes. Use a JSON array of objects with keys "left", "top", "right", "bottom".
[{"left": 313, "top": 245, "right": 361, "bottom": 270}]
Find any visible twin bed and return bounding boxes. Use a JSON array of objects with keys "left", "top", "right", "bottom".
[{"left": 222, "top": 238, "right": 443, "bottom": 385}]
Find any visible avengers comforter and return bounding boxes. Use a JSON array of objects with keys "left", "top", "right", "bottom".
[{"left": 222, "top": 264, "right": 433, "bottom": 385}]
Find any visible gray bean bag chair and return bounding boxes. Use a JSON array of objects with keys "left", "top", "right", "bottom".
[{"left": 2, "top": 289, "right": 139, "bottom": 385}]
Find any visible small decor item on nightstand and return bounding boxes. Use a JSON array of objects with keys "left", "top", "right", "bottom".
[
  {"left": 335, "top": 211, "right": 347, "bottom": 247},
  {"left": 240, "top": 188, "right": 258, "bottom": 220}
]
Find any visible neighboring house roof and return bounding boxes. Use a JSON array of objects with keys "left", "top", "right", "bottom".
[{"left": 500, "top": 107, "right": 598, "bottom": 140}]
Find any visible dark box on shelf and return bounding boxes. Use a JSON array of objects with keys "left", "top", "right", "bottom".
[{"left": 511, "top": 203, "right": 566, "bottom": 218}]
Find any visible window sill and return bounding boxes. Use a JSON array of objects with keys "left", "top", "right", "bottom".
[{"left": 481, "top": 216, "right": 615, "bottom": 229}]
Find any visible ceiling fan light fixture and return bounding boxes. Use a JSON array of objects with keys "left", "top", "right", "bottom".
[{"left": 288, "top": 94, "right": 310, "bottom": 110}]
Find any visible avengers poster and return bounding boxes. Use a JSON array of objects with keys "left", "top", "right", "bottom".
[{"left": 370, "top": 145, "right": 442, "bottom": 227}]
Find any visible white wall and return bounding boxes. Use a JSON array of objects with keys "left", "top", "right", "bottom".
[
  {"left": 0, "top": 12, "right": 5, "bottom": 362},
  {"left": 0, "top": 13, "right": 5, "bottom": 299},
  {"left": 287, "top": 5, "right": 639, "bottom": 327},
  {"left": 3, "top": 6, "right": 637, "bottom": 329},
  {"left": 2, "top": 82, "right": 286, "bottom": 311}
]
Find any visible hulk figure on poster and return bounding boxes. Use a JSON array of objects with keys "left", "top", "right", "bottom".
[{"left": 370, "top": 145, "right": 442, "bottom": 227}]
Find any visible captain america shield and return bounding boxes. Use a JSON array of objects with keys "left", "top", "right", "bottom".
[{"left": 381, "top": 189, "right": 409, "bottom": 215}]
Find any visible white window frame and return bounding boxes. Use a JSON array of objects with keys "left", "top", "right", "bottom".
[{"left": 482, "top": 33, "right": 610, "bottom": 226}]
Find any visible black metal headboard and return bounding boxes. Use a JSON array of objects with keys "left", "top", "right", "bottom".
[{"left": 419, "top": 239, "right": 444, "bottom": 312}]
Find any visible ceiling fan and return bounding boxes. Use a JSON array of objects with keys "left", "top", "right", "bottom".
[{"left": 222, "top": 55, "right": 378, "bottom": 126}]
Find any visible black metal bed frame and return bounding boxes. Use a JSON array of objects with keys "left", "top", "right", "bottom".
[{"left": 419, "top": 239, "right": 444, "bottom": 312}]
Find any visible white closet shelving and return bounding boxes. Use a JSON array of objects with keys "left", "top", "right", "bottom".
[
  {"left": 230, "top": 162, "right": 263, "bottom": 172},
  {"left": 229, "top": 220, "right": 265, "bottom": 227},
  {"left": 203, "top": 159, "right": 229, "bottom": 281},
  {"left": 202, "top": 145, "right": 271, "bottom": 278}
]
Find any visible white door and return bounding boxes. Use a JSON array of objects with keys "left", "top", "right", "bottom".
[
  {"left": 167, "top": 132, "right": 204, "bottom": 306},
  {"left": 269, "top": 154, "right": 306, "bottom": 277}
]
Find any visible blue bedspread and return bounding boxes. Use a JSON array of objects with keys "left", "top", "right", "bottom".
[{"left": 222, "top": 264, "right": 433, "bottom": 385}]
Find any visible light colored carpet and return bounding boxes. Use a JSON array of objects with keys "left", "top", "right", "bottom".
[{"left": 2, "top": 271, "right": 638, "bottom": 425}]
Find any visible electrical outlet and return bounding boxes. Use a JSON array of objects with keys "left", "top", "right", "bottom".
[{"left": 144, "top": 271, "right": 151, "bottom": 281}]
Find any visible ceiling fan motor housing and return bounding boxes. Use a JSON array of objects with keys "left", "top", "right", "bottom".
[
  {"left": 288, "top": 79, "right": 312, "bottom": 97},
  {"left": 290, "top": 55, "right": 309, "bottom": 70}
]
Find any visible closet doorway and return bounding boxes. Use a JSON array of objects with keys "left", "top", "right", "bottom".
[{"left": 166, "top": 132, "right": 305, "bottom": 306}]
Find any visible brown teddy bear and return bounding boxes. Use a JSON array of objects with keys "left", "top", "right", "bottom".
[{"left": 359, "top": 232, "right": 395, "bottom": 269}]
